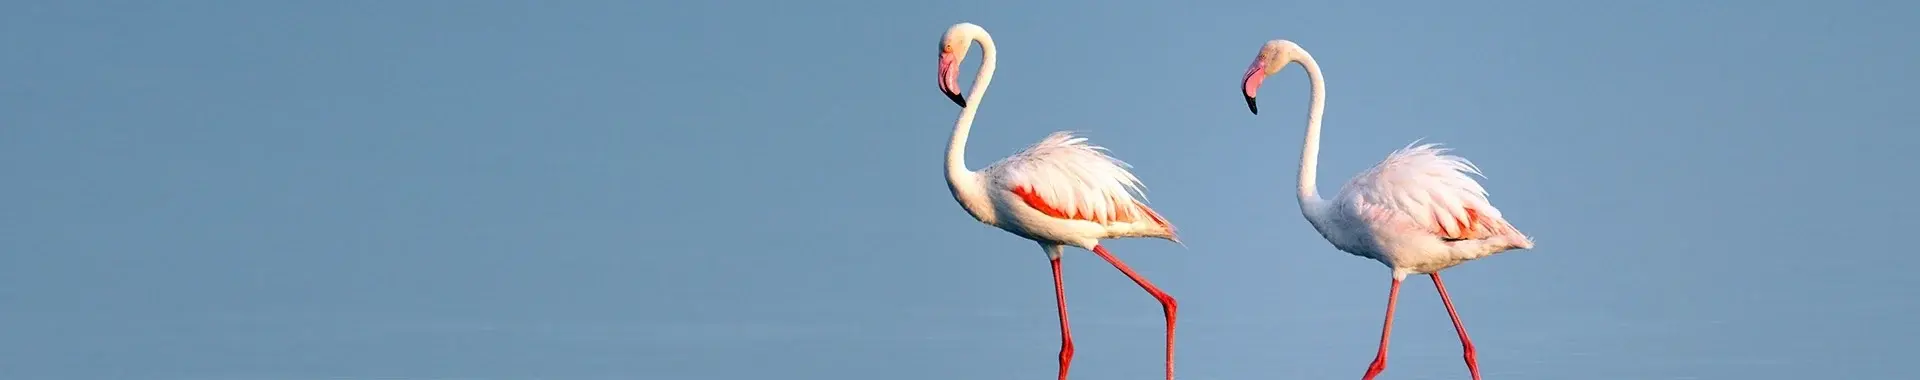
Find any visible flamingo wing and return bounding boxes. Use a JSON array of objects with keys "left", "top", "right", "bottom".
[
  {"left": 983, "top": 131, "right": 1173, "bottom": 229},
  {"left": 1341, "top": 142, "right": 1516, "bottom": 241}
]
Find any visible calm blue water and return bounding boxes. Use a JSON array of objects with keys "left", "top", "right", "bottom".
[{"left": 3, "top": 1, "right": 1914, "bottom": 379}]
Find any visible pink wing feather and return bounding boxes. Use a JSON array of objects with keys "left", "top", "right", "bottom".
[
  {"left": 982, "top": 131, "right": 1173, "bottom": 229},
  {"left": 1341, "top": 142, "right": 1520, "bottom": 242}
]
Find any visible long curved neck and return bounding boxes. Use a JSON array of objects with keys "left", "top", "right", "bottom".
[
  {"left": 1294, "top": 51, "right": 1327, "bottom": 206},
  {"left": 946, "top": 34, "right": 998, "bottom": 224}
]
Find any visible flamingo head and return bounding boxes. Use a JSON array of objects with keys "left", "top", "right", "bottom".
[
  {"left": 938, "top": 23, "right": 985, "bottom": 108},
  {"left": 1242, "top": 39, "right": 1302, "bottom": 115}
]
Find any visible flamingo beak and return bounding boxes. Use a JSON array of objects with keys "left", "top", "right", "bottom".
[
  {"left": 1242, "top": 58, "right": 1268, "bottom": 115},
  {"left": 938, "top": 51, "right": 966, "bottom": 107}
]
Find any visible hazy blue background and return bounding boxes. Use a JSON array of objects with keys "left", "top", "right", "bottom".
[{"left": 4, "top": 1, "right": 1915, "bottom": 379}]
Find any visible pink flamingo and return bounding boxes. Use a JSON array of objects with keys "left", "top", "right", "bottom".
[
  {"left": 937, "top": 22, "right": 1181, "bottom": 380},
  {"left": 1240, "top": 39, "right": 1536, "bottom": 380}
]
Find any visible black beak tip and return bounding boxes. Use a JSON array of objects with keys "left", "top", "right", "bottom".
[
  {"left": 1244, "top": 95, "right": 1258, "bottom": 115},
  {"left": 948, "top": 92, "right": 967, "bottom": 108}
]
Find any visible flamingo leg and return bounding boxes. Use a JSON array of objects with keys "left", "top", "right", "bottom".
[
  {"left": 1089, "top": 245, "right": 1177, "bottom": 380},
  {"left": 1361, "top": 278, "right": 1402, "bottom": 380},
  {"left": 1430, "top": 273, "right": 1481, "bottom": 380},
  {"left": 1050, "top": 257, "right": 1075, "bottom": 380}
]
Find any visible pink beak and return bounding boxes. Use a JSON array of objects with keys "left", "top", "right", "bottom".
[
  {"left": 1242, "top": 58, "right": 1269, "bottom": 114},
  {"left": 938, "top": 52, "right": 965, "bottom": 107}
]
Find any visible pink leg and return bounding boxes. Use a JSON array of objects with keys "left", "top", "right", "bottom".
[
  {"left": 1430, "top": 273, "right": 1482, "bottom": 380},
  {"left": 1362, "top": 278, "right": 1402, "bottom": 380},
  {"left": 1089, "top": 245, "right": 1177, "bottom": 380},
  {"left": 1051, "top": 257, "right": 1075, "bottom": 380}
]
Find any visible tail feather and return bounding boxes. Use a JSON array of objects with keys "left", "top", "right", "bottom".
[
  {"left": 1484, "top": 216, "right": 1533, "bottom": 250},
  {"left": 1134, "top": 201, "right": 1181, "bottom": 245}
]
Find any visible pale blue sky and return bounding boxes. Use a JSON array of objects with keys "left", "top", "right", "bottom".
[{"left": 3, "top": 1, "right": 1915, "bottom": 379}]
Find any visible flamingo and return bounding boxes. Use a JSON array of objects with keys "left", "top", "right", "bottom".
[
  {"left": 936, "top": 22, "right": 1181, "bottom": 380},
  {"left": 1239, "top": 39, "right": 1536, "bottom": 380}
]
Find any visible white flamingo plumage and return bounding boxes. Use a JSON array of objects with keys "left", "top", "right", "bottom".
[
  {"left": 1240, "top": 39, "right": 1536, "bottom": 380},
  {"left": 937, "top": 22, "right": 1181, "bottom": 380}
]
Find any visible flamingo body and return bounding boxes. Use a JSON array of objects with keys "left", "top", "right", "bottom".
[
  {"left": 1312, "top": 142, "right": 1533, "bottom": 275},
  {"left": 973, "top": 131, "right": 1178, "bottom": 249}
]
